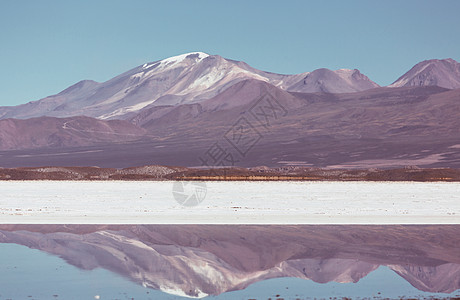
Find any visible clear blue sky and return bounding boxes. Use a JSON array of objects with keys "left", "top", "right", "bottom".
[{"left": 1, "top": 0, "right": 459, "bottom": 106}]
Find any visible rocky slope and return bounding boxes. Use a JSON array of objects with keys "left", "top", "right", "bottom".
[
  {"left": 288, "top": 68, "right": 378, "bottom": 93},
  {"left": 390, "top": 58, "right": 460, "bottom": 89}
]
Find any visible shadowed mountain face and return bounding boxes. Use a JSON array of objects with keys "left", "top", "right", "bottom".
[
  {"left": 0, "top": 225, "right": 459, "bottom": 297},
  {"left": 390, "top": 58, "right": 460, "bottom": 89},
  {"left": 0, "top": 116, "right": 145, "bottom": 150}
]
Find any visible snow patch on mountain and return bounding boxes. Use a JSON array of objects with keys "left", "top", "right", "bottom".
[
  {"left": 160, "top": 52, "right": 209, "bottom": 67},
  {"left": 0, "top": 52, "right": 380, "bottom": 121}
]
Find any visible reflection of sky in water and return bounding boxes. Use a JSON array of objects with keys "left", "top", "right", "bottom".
[{"left": 1, "top": 243, "right": 459, "bottom": 300}]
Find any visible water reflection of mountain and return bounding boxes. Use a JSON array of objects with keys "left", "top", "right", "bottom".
[{"left": 0, "top": 225, "right": 459, "bottom": 298}]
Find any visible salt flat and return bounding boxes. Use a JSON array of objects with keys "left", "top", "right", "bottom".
[{"left": 0, "top": 181, "right": 459, "bottom": 224}]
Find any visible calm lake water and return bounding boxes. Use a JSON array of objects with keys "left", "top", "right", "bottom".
[{"left": 0, "top": 225, "right": 459, "bottom": 299}]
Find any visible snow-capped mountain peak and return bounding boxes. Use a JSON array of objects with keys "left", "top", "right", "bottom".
[
  {"left": 142, "top": 52, "right": 210, "bottom": 71},
  {"left": 159, "top": 51, "right": 209, "bottom": 64},
  {"left": 0, "top": 52, "right": 379, "bottom": 121}
]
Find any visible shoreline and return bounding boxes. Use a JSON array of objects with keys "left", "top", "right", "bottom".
[{"left": 2, "top": 215, "right": 460, "bottom": 225}]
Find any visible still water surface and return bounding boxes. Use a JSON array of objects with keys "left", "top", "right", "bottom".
[{"left": 0, "top": 225, "right": 459, "bottom": 299}]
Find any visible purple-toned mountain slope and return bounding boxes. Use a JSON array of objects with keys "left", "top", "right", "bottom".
[
  {"left": 1, "top": 56, "right": 460, "bottom": 168},
  {"left": 390, "top": 58, "right": 460, "bottom": 89},
  {"left": 0, "top": 80, "right": 459, "bottom": 169},
  {"left": 288, "top": 68, "right": 379, "bottom": 93},
  {"left": 0, "top": 52, "right": 378, "bottom": 121},
  {"left": 0, "top": 116, "right": 145, "bottom": 150}
]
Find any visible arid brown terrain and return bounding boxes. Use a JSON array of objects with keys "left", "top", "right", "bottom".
[{"left": 1, "top": 165, "right": 460, "bottom": 181}]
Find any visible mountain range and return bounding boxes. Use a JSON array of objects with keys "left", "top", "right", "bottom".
[
  {"left": 1, "top": 53, "right": 460, "bottom": 168},
  {"left": 0, "top": 52, "right": 379, "bottom": 120}
]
